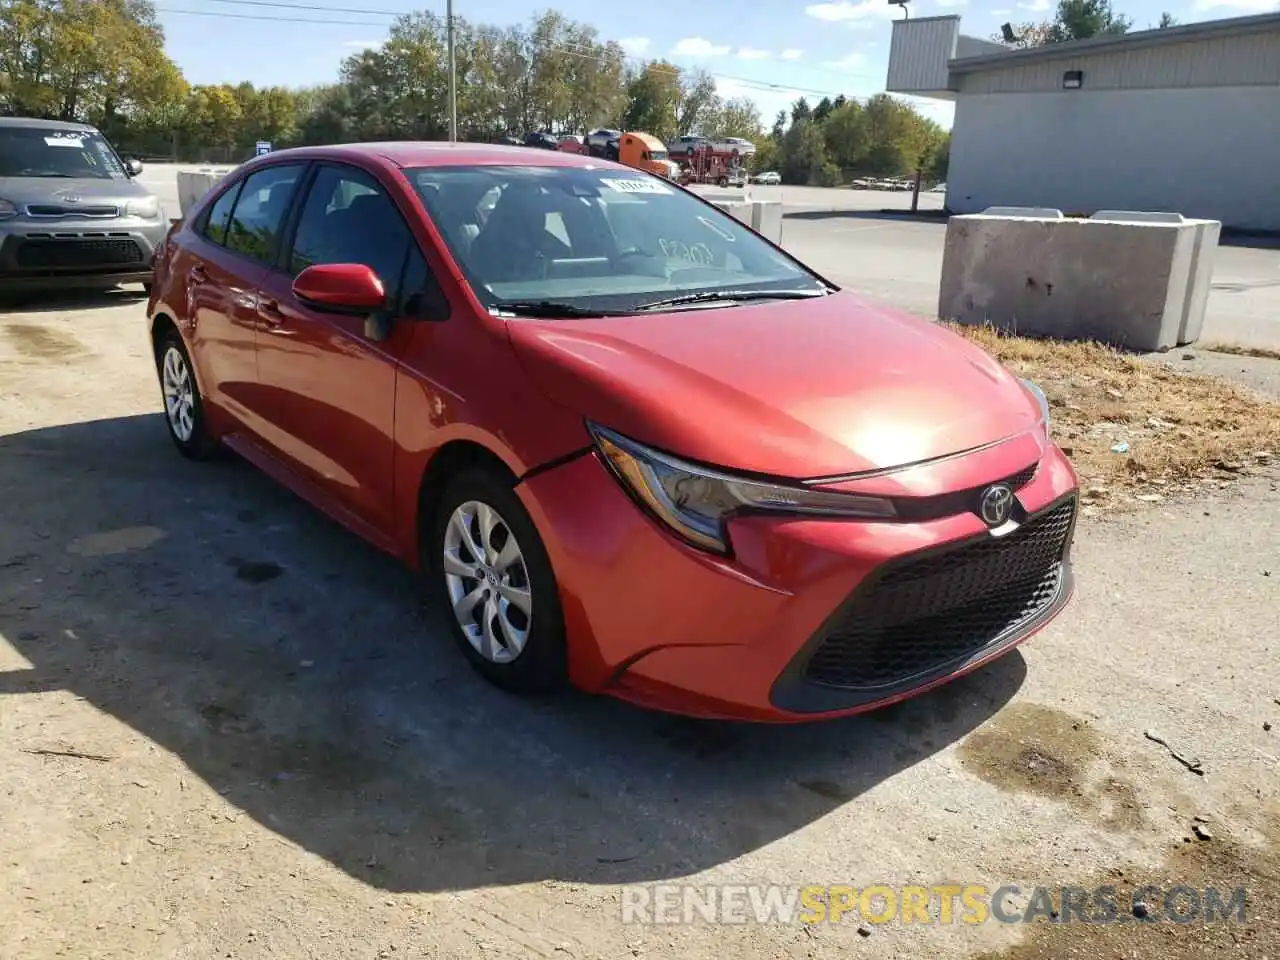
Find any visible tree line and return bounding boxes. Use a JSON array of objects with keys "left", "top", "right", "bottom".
[
  {"left": 996, "top": 0, "right": 1176, "bottom": 49},
  {"left": 0, "top": 0, "right": 957, "bottom": 183}
]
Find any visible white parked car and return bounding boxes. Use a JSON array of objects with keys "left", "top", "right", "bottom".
[{"left": 751, "top": 170, "right": 782, "bottom": 185}]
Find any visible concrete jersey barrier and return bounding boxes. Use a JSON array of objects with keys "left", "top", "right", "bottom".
[
  {"left": 176, "top": 168, "right": 234, "bottom": 218},
  {"left": 711, "top": 199, "right": 783, "bottom": 246},
  {"left": 939, "top": 211, "right": 1222, "bottom": 352}
]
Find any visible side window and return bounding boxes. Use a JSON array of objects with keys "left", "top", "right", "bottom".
[
  {"left": 202, "top": 182, "right": 241, "bottom": 246},
  {"left": 224, "top": 164, "right": 305, "bottom": 263},
  {"left": 398, "top": 245, "right": 449, "bottom": 320},
  {"left": 289, "top": 164, "right": 412, "bottom": 296}
]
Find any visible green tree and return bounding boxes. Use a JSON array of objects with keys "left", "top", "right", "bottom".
[
  {"left": 1049, "top": 0, "right": 1131, "bottom": 41},
  {"left": 621, "top": 61, "right": 681, "bottom": 139}
]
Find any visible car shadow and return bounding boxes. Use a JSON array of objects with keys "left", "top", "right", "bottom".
[
  {"left": 0, "top": 413, "right": 1027, "bottom": 893},
  {"left": 0, "top": 286, "right": 149, "bottom": 314}
]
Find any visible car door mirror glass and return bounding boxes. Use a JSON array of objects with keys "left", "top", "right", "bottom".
[
  {"left": 293, "top": 263, "right": 387, "bottom": 315},
  {"left": 125, "top": 157, "right": 143, "bottom": 176}
]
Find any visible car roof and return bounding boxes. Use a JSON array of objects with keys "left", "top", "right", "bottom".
[
  {"left": 0, "top": 116, "right": 98, "bottom": 132},
  {"left": 241, "top": 140, "right": 612, "bottom": 171}
]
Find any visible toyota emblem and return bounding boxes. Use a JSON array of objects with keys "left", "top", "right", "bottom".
[{"left": 978, "top": 483, "right": 1015, "bottom": 527}]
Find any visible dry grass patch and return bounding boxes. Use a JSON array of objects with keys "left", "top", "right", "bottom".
[{"left": 945, "top": 323, "right": 1280, "bottom": 512}]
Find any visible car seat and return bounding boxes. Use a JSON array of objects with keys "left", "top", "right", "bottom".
[{"left": 467, "top": 182, "right": 569, "bottom": 285}]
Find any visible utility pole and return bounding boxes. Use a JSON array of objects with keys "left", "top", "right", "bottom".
[{"left": 446, "top": 0, "right": 457, "bottom": 142}]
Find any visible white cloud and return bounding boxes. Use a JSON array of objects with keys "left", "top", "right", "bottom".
[
  {"left": 737, "top": 46, "right": 772, "bottom": 60},
  {"left": 1016, "top": 0, "right": 1050, "bottom": 9},
  {"left": 935, "top": 0, "right": 967, "bottom": 7},
  {"left": 779, "top": 48, "right": 804, "bottom": 60},
  {"left": 804, "top": 0, "right": 896, "bottom": 23},
  {"left": 618, "top": 36, "right": 650, "bottom": 55},
  {"left": 670, "top": 37, "right": 732, "bottom": 57},
  {"left": 1192, "top": 0, "right": 1278, "bottom": 8},
  {"left": 991, "top": 7, "right": 1013, "bottom": 13},
  {"left": 820, "top": 52, "right": 869, "bottom": 71},
  {"left": 343, "top": 39, "right": 383, "bottom": 49}
]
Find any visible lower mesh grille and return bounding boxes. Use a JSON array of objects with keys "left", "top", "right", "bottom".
[
  {"left": 15, "top": 238, "right": 144, "bottom": 268},
  {"left": 804, "top": 498, "right": 1075, "bottom": 690}
]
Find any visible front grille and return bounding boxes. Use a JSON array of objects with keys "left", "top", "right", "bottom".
[
  {"left": 804, "top": 498, "right": 1075, "bottom": 690},
  {"left": 891, "top": 461, "right": 1038, "bottom": 523},
  {"left": 15, "top": 238, "right": 144, "bottom": 269},
  {"left": 27, "top": 203, "right": 119, "bottom": 218}
]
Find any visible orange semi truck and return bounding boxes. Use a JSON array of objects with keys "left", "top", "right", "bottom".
[{"left": 578, "top": 130, "right": 678, "bottom": 179}]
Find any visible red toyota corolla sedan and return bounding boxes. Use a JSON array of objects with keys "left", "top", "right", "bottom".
[{"left": 146, "top": 142, "right": 1078, "bottom": 722}]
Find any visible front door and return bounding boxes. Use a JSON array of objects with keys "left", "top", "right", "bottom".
[{"left": 253, "top": 162, "right": 422, "bottom": 535}]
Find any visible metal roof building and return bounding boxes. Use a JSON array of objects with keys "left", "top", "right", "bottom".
[{"left": 885, "top": 12, "right": 1280, "bottom": 231}]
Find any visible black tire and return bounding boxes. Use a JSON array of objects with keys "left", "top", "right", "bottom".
[
  {"left": 428, "top": 466, "right": 567, "bottom": 694},
  {"left": 155, "top": 329, "right": 220, "bottom": 460}
]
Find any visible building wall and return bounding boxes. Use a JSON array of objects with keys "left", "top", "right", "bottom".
[
  {"left": 946, "top": 86, "right": 1280, "bottom": 231},
  {"left": 887, "top": 16, "right": 961, "bottom": 95},
  {"left": 956, "top": 27, "right": 1280, "bottom": 94}
]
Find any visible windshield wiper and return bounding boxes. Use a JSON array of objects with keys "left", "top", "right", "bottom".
[
  {"left": 633, "top": 289, "right": 829, "bottom": 311},
  {"left": 490, "top": 300, "right": 632, "bottom": 319}
]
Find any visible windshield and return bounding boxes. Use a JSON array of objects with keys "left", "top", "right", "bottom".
[
  {"left": 407, "top": 164, "right": 827, "bottom": 314},
  {"left": 0, "top": 126, "right": 126, "bottom": 180},
  {"left": 650, "top": 150, "right": 669, "bottom": 161}
]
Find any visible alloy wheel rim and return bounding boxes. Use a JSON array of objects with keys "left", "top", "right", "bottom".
[
  {"left": 161, "top": 346, "right": 196, "bottom": 442},
  {"left": 442, "top": 500, "right": 532, "bottom": 664}
]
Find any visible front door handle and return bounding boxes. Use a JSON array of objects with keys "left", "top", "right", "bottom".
[
  {"left": 258, "top": 298, "right": 284, "bottom": 327},
  {"left": 189, "top": 263, "right": 207, "bottom": 284}
]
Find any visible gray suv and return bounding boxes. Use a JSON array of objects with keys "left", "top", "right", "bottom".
[{"left": 0, "top": 117, "right": 168, "bottom": 291}]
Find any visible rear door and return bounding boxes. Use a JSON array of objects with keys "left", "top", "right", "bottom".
[
  {"left": 253, "top": 161, "right": 442, "bottom": 534},
  {"left": 180, "top": 163, "right": 306, "bottom": 431}
]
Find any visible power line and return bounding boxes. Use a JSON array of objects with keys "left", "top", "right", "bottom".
[
  {"left": 155, "top": 4, "right": 861, "bottom": 100},
  {"left": 155, "top": 6, "right": 386, "bottom": 25}
]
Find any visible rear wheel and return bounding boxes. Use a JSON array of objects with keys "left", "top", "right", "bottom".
[
  {"left": 429, "top": 467, "right": 567, "bottom": 694},
  {"left": 156, "top": 330, "right": 219, "bottom": 460}
]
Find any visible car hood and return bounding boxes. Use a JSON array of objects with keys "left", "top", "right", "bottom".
[
  {"left": 506, "top": 291, "right": 1041, "bottom": 480},
  {"left": 0, "top": 176, "right": 153, "bottom": 207}
]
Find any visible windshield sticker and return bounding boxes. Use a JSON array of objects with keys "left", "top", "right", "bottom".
[
  {"left": 659, "top": 239, "right": 715, "bottom": 264},
  {"left": 44, "top": 135, "right": 87, "bottom": 147},
  {"left": 600, "top": 178, "right": 672, "bottom": 195}
]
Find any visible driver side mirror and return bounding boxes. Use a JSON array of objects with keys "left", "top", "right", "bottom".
[
  {"left": 125, "top": 157, "right": 143, "bottom": 176},
  {"left": 293, "top": 263, "right": 390, "bottom": 338}
]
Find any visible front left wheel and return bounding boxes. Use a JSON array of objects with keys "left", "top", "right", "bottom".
[{"left": 429, "top": 467, "right": 568, "bottom": 694}]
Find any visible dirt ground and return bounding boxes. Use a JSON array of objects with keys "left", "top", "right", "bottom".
[{"left": 1, "top": 291, "right": 1278, "bottom": 960}]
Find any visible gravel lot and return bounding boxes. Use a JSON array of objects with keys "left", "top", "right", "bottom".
[{"left": 1, "top": 171, "right": 1278, "bottom": 959}]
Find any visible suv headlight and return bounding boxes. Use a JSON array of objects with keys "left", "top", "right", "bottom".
[
  {"left": 1021, "top": 378, "right": 1050, "bottom": 437},
  {"left": 126, "top": 196, "right": 160, "bottom": 219},
  {"left": 589, "top": 424, "right": 896, "bottom": 555},
  {"left": 0, "top": 198, "right": 18, "bottom": 220}
]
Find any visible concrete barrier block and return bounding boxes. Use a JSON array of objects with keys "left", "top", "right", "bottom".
[
  {"left": 939, "top": 214, "right": 1201, "bottom": 352},
  {"left": 712, "top": 200, "right": 782, "bottom": 245},
  {"left": 981, "top": 206, "right": 1064, "bottom": 219},
  {"left": 1091, "top": 210, "right": 1185, "bottom": 224},
  {"left": 176, "top": 170, "right": 229, "bottom": 217},
  {"left": 1178, "top": 218, "right": 1222, "bottom": 346}
]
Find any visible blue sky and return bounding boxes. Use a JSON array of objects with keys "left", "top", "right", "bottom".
[{"left": 157, "top": 0, "right": 1275, "bottom": 131}]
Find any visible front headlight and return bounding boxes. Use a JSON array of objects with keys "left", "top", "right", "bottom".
[
  {"left": 589, "top": 424, "right": 897, "bottom": 555},
  {"left": 0, "top": 198, "right": 18, "bottom": 220},
  {"left": 1021, "top": 378, "right": 1050, "bottom": 437},
  {"left": 125, "top": 195, "right": 160, "bottom": 219}
]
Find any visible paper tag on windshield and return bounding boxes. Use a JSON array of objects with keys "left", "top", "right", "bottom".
[
  {"left": 600, "top": 178, "right": 671, "bottom": 195},
  {"left": 44, "top": 135, "right": 85, "bottom": 147}
]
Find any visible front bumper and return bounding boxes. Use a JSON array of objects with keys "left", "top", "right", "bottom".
[
  {"left": 516, "top": 441, "right": 1079, "bottom": 723},
  {"left": 0, "top": 218, "right": 168, "bottom": 290}
]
